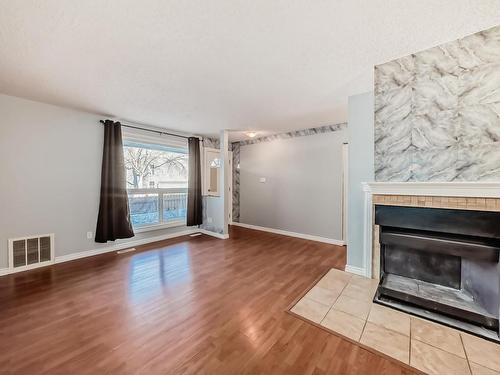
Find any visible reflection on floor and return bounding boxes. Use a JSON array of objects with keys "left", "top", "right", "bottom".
[{"left": 289, "top": 268, "right": 500, "bottom": 375}]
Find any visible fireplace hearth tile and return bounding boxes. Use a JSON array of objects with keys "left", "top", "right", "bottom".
[
  {"left": 410, "top": 339, "right": 470, "bottom": 375},
  {"left": 342, "top": 282, "right": 377, "bottom": 302},
  {"left": 291, "top": 297, "right": 330, "bottom": 324},
  {"left": 332, "top": 294, "right": 372, "bottom": 320},
  {"left": 360, "top": 322, "right": 410, "bottom": 364},
  {"left": 470, "top": 363, "right": 500, "bottom": 375},
  {"left": 303, "top": 285, "right": 341, "bottom": 307},
  {"left": 367, "top": 303, "right": 410, "bottom": 336},
  {"left": 324, "top": 267, "right": 353, "bottom": 282},
  {"left": 411, "top": 317, "right": 465, "bottom": 358},
  {"left": 320, "top": 309, "right": 365, "bottom": 342},
  {"left": 462, "top": 333, "right": 500, "bottom": 372},
  {"left": 350, "top": 275, "right": 380, "bottom": 295},
  {"left": 316, "top": 268, "right": 351, "bottom": 291},
  {"left": 288, "top": 268, "right": 500, "bottom": 374},
  {"left": 350, "top": 274, "right": 380, "bottom": 289},
  {"left": 316, "top": 276, "right": 349, "bottom": 294}
]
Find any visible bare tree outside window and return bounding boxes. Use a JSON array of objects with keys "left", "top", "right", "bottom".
[{"left": 123, "top": 146, "right": 187, "bottom": 189}]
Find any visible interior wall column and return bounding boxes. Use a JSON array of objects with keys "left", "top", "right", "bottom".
[{"left": 220, "top": 130, "right": 230, "bottom": 236}]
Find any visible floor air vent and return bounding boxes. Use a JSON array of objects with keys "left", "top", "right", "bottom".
[{"left": 8, "top": 234, "right": 54, "bottom": 271}]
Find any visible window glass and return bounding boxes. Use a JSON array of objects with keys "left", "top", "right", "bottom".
[{"left": 123, "top": 140, "right": 188, "bottom": 228}]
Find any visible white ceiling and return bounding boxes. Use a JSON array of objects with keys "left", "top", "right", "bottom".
[{"left": 1, "top": 1, "right": 499, "bottom": 140}]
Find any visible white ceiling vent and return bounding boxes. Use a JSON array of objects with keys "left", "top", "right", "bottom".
[{"left": 8, "top": 234, "right": 54, "bottom": 272}]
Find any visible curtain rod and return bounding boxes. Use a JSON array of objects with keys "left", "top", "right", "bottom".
[{"left": 99, "top": 119, "right": 199, "bottom": 140}]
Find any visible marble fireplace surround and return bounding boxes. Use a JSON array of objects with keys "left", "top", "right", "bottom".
[{"left": 359, "top": 182, "right": 500, "bottom": 280}]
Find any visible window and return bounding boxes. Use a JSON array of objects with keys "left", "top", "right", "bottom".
[{"left": 123, "top": 138, "right": 188, "bottom": 229}]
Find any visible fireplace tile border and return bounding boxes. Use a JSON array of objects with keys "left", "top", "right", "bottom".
[{"left": 372, "top": 194, "right": 500, "bottom": 211}]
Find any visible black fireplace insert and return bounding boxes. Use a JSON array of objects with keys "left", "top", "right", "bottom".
[{"left": 374, "top": 204, "right": 500, "bottom": 342}]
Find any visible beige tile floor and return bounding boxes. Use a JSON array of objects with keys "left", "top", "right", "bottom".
[{"left": 290, "top": 268, "right": 500, "bottom": 375}]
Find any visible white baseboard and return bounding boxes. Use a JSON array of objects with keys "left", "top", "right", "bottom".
[
  {"left": 344, "top": 264, "right": 368, "bottom": 277},
  {"left": 199, "top": 229, "right": 229, "bottom": 239},
  {"left": 0, "top": 228, "right": 200, "bottom": 277},
  {"left": 55, "top": 228, "right": 198, "bottom": 264},
  {"left": 231, "top": 222, "right": 345, "bottom": 246},
  {"left": 0, "top": 267, "right": 13, "bottom": 276}
]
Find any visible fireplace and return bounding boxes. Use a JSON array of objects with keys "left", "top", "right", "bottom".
[{"left": 373, "top": 204, "right": 500, "bottom": 342}]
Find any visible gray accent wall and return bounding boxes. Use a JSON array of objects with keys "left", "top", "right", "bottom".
[
  {"left": 375, "top": 25, "right": 500, "bottom": 182},
  {"left": 0, "top": 94, "right": 192, "bottom": 270},
  {"left": 238, "top": 127, "right": 347, "bottom": 240},
  {"left": 347, "top": 92, "right": 374, "bottom": 269}
]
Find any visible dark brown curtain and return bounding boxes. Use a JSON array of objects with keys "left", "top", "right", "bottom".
[
  {"left": 187, "top": 137, "right": 202, "bottom": 226},
  {"left": 95, "top": 120, "right": 134, "bottom": 242}
]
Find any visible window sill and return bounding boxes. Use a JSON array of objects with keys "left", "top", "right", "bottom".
[{"left": 133, "top": 220, "right": 187, "bottom": 234}]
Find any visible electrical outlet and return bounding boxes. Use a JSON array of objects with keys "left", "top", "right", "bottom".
[
  {"left": 259, "top": 177, "right": 266, "bottom": 183},
  {"left": 207, "top": 217, "right": 213, "bottom": 223},
  {"left": 86, "top": 231, "right": 93, "bottom": 239}
]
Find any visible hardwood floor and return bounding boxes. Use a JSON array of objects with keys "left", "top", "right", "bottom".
[{"left": 0, "top": 226, "right": 415, "bottom": 374}]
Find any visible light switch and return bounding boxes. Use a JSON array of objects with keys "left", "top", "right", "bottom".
[{"left": 259, "top": 177, "right": 266, "bottom": 183}]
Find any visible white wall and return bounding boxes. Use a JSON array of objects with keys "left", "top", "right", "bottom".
[
  {"left": 347, "top": 92, "right": 374, "bottom": 270},
  {"left": 0, "top": 94, "right": 191, "bottom": 270},
  {"left": 239, "top": 130, "right": 347, "bottom": 240}
]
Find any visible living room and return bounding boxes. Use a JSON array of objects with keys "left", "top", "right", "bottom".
[{"left": 1, "top": 2, "right": 499, "bottom": 374}]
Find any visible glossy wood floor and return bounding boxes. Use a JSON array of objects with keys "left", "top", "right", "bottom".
[{"left": 0, "top": 226, "right": 415, "bottom": 374}]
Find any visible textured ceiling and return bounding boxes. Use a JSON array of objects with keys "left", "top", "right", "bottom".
[{"left": 0, "top": 1, "right": 499, "bottom": 139}]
